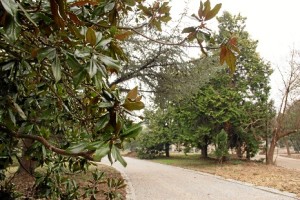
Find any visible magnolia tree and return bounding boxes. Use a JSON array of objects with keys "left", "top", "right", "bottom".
[{"left": 0, "top": 0, "right": 237, "bottom": 198}]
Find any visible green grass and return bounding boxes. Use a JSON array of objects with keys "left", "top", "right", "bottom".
[
  {"left": 151, "top": 153, "right": 251, "bottom": 174},
  {"left": 152, "top": 153, "right": 219, "bottom": 172}
]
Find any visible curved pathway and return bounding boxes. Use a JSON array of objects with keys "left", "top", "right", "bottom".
[
  {"left": 276, "top": 155, "right": 300, "bottom": 171},
  {"left": 102, "top": 157, "right": 298, "bottom": 200}
]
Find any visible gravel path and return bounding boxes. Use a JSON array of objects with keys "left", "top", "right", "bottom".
[
  {"left": 102, "top": 157, "right": 298, "bottom": 200},
  {"left": 253, "top": 154, "right": 300, "bottom": 171},
  {"left": 276, "top": 155, "right": 300, "bottom": 171}
]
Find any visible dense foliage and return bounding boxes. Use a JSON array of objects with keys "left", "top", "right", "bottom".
[
  {"left": 0, "top": 0, "right": 234, "bottom": 198},
  {"left": 138, "top": 12, "right": 273, "bottom": 161}
]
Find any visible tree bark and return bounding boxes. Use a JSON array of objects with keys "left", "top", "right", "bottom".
[
  {"left": 165, "top": 143, "right": 170, "bottom": 157},
  {"left": 285, "top": 138, "right": 291, "bottom": 156},
  {"left": 267, "top": 135, "right": 277, "bottom": 165},
  {"left": 200, "top": 144, "right": 208, "bottom": 158},
  {"left": 236, "top": 145, "right": 243, "bottom": 158},
  {"left": 246, "top": 147, "right": 251, "bottom": 160},
  {"left": 17, "top": 139, "right": 37, "bottom": 175}
]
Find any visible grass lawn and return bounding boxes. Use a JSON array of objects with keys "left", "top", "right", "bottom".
[{"left": 152, "top": 153, "right": 300, "bottom": 197}]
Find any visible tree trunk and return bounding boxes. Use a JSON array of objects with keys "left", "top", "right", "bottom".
[
  {"left": 246, "top": 147, "right": 250, "bottom": 160},
  {"left": 165, "top": 143, "right": 170, "bottom": 157},
  {"left": 285, "top": 138, "right": 291, "bottom": 156},
  {"left": 200, "top": 144, "right": 208, "bottom": 158},
  {"left": 17, "top": 139, "right": 37, "bottom": 175},
  {"left": 267, "top": 136, "right": 277, "bottom": 165},
  {"left": 236, "top": 145, "right": 243, "bottom": 158}
]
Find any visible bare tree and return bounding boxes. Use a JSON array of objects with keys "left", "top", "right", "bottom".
[{"left": 267, "top": 49, "right": 300, "bottom": 164}]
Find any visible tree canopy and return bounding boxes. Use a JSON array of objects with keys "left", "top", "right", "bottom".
[
  {"left": 0, "top": 0, "right": 235, "bottom": 198},
  {"left": 137, "top": 11, "right": 273, "bottom": 161}
]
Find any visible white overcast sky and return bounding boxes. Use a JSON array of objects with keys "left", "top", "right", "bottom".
[{"left": 169, "top": 0, "right": 300, "bottom": 108}]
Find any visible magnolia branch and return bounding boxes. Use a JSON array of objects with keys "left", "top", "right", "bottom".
[{"left": 0, "top": 125, "right": 94, "bottom": 160}]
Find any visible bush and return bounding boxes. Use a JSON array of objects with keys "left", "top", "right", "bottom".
[
  {"left": 214, "top": 129, "right": 229, "bottom": 163},
  {"left": 136, "top": 144, "right": 165, "bottom": 159}
]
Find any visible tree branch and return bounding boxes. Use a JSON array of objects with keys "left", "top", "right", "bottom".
[
  {"left": 109, "top": 51, "right": 162, "bottom": 86},
  {"left": 279, "top": 129, "right": 300, "bottom": 138},
  {"left": 131, "top": 29, "right": 188, "bottom": 46},
  {"left": 0, "top": 125, "right": 94, "bottom": 161}
]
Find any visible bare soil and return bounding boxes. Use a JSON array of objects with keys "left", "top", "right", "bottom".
[
  {"left": 9, "top": 164, "right": 126, "bottom": 199},
  {"left": 200, "top": 162, "right": 300, "bottom": 197},
  {"left": 281, "top": 153, "right": 300, "bottom": 159}
]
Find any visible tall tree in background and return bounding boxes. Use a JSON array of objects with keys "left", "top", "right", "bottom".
[
  {"left": 139, "top": 11, "right": 272, "bottom": 160},
  {"left": 286, "top": 100, "right": 300, "bottom": 153},
  {"left": 267, "top": 49, "right": 300, "bottom": 164},
  {"left": 216, "top": 12, "right": 273, "bottom": 159}
]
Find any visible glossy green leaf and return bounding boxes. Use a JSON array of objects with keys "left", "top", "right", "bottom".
[
  {"left": 182, "top": 27, "right": 196, "bottom": 34},
  {"left": 152, "top": 19, "right": 162, "bottom": 31},
  {"left": 52, "top": 55, "right": 62, "bottom": 82},
  {"left": 3, "top": 17, "right": 20, "bottom": 42},
  {"left": 12, "top": 102, "right": 27, "bottom": 120},
  {"left": 95, "top": 32, "right": 103, "bottom": 45},
  {"left": 121, "top": 123, "right": 143, "bottom": 139},
  {"left": 88, "top": 56, "right": 99, "bottom": 78},
  {"left": 95, "top": 114, "right": 110, "bottom": 131},
  {"left": 67, "top": 143, "right": 87, "bottom": 154},
  {"left": 104, "top": 2, "right": 115, "bottom": 12},
  {"left": 8, "top": 109, "right": 16, "bottom": 126},
  {"left": 42, "top": 145, "right": 47, "bottom": 160},
  {"left": 86, "top": 27, "right": 96, "bottom": 46},
  {"left": 100, "top": 55, "right": 121, "bottom": 72},
  {"left": 74, "top": 48, "right": 90, "bottom": 58},
  {"left": 158, "top": 2, "right": 170, "bottom": 14},
  {"left": 138, "top": 4, "right": 152, "bottom": 17},
  {"left": 66, "top": 54, "right": 82, "bottom": 71},
  {"left": 93, "top": 143, "right": 110, "bottom": 161},
  {"left": 86, "top": 141, "right": 105, "bottom": 150},
  {"left": 17, "top": 2, "right": 38, "bottom": 27},
  {"left": 160, "top": 15, "right": 171, "bottom": 23},
  {"left": 1, "top": 61, "right": 15, "bottom": 71},
  {"left": 1, "top": 0, "right": 18, "bottom": 16},
  {"left": 37, "top": 47, "right": 56, "bottom": 62},
  {"left": 111, "top": 145, "right": 127, "bottom": 167},
  {"left": 97, "top": 38, "right": 112, "bottom": 48},
  {"left": 31, "top": 13, "right": 52, "bottom": 24},
  {"left": 99, "top": 102, "right": 114, "bottom": 108},
  {"left": 93, "top": 72, "right": 103, "bottom": 89},
  {"left": 73, "top": 69, "right": 86, "bottom": 88}
]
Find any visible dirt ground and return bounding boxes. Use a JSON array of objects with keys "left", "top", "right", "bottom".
[
  {"left": 201, "top": 162, "right": 300, "bottom": 197},
  {"left": 281, "top": 153, "right": 300, "bottom": 159},
  {"left": 8, "top": 164, "right": 126, "bottom": 199}
]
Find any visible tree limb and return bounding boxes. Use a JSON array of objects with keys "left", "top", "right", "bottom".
[{"left": 0, "top": 125, "right": 95, "bottom": 161}]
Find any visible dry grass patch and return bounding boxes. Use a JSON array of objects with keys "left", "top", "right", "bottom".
[{"left": 152, "top": 153, "right": 300, "bottom": 197}]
